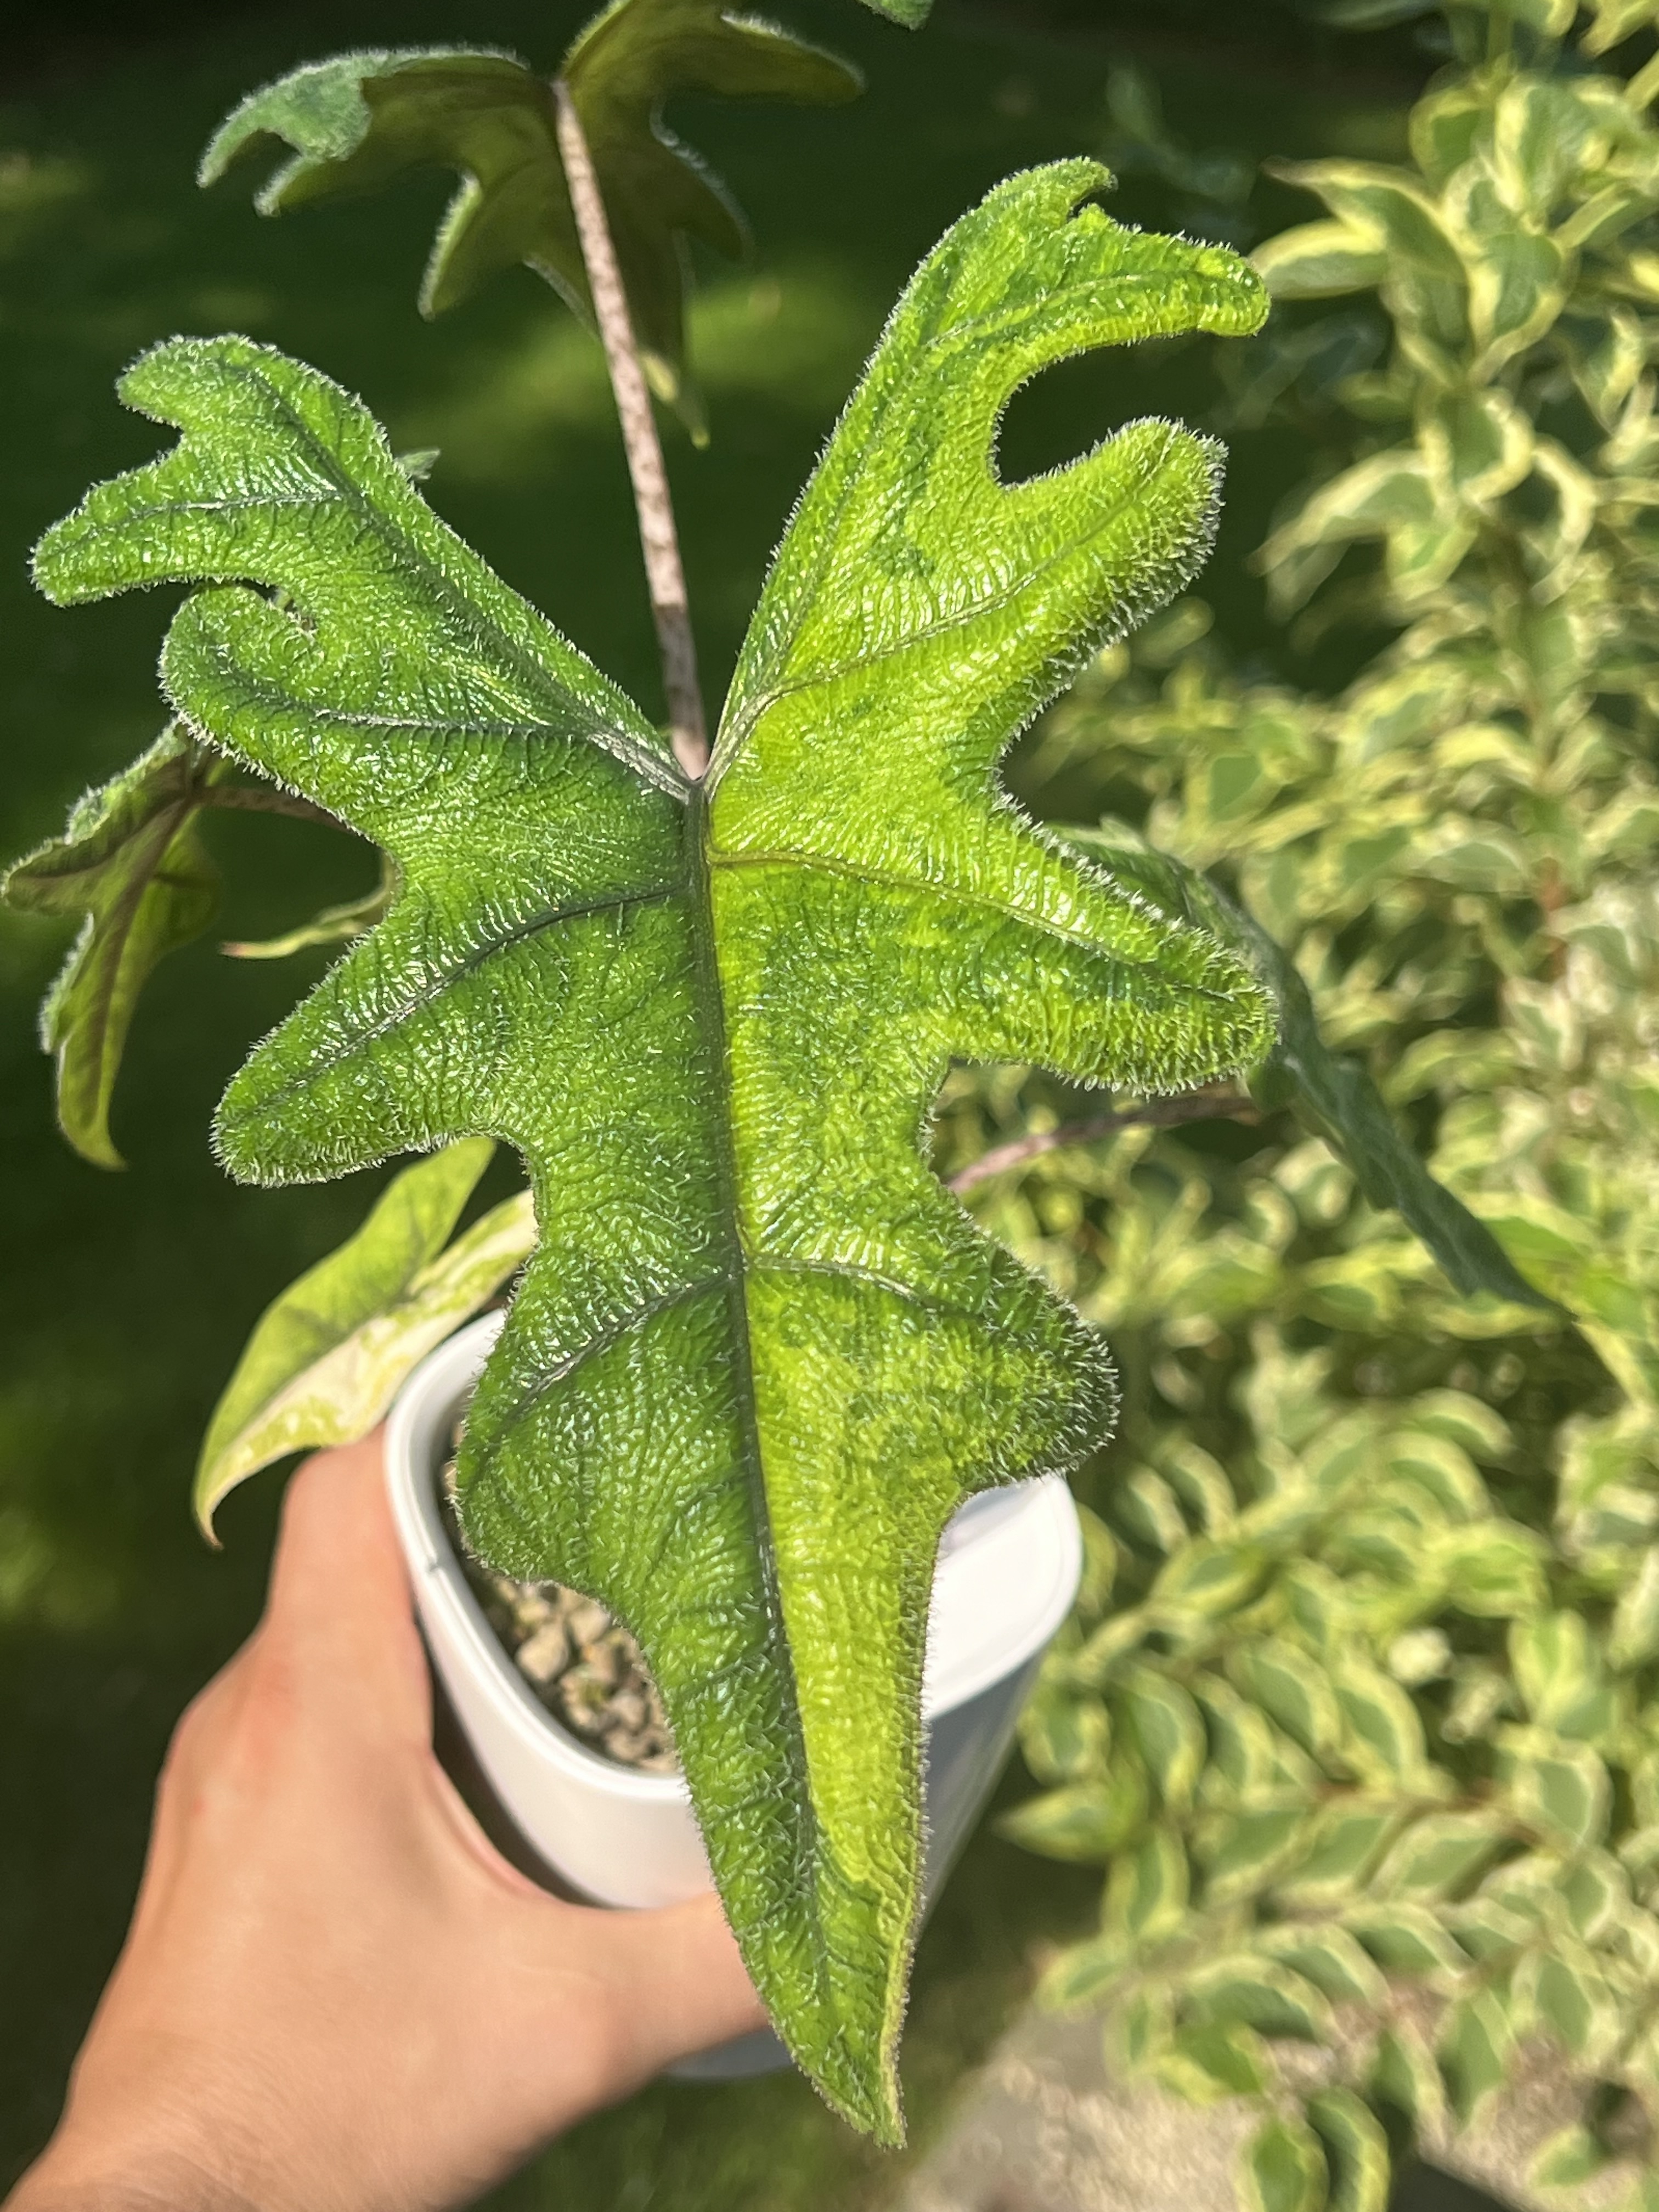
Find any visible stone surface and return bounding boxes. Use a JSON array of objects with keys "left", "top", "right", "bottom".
[{"left": 894, "top": 2001, "right": 1642, "bottom": 2212}]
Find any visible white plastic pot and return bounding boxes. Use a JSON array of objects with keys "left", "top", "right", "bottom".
[{"left": 385, "top": 1311, "right": 1082, "bottom": 2080}]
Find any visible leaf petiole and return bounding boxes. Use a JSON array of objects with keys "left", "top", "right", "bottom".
[
  {"left": 948, "top": 1088, "right": 1260, "bottom": 1195},
  {"left": 552, "top": 76, "right": 709, "bottom": 780}
]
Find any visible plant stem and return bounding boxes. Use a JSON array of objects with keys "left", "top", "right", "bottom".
[
  {"left": 552, "top": 77, "right": 709, "bottom": 782},
  {"left": 201, "top": 785, "right": 342, "bottom": 831},
  {"left": 947, "top": 1087, "right": 1259, "bottom": 1196}
]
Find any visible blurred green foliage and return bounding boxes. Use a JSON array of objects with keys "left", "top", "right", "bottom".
[{"left": 951, "top": 5, "right": 1659, "bottom": 2205}]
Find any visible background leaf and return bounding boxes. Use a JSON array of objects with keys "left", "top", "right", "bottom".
[
  {"left": 1, "top": 725, "right": 229, "bottom": 1167},
  {"left": 200, "top": 4, "right": 865, "bottom": 430},
  {"left": 223, "top": 853, "right": 396, "bottom": 960},
  {"left": 1059, "top": 826, "right": 1565, "bottom": 1315},
  {"left": 194, "top": 1140, "right": 529, "bottom": 1531},
  {"left": 1241, "top": 2115, "right": 1330, "bottom": 2212}
]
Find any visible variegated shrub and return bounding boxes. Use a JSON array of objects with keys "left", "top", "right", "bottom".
[{"left": 962, "top": 5, "right": 1659, "bottom": 2207}]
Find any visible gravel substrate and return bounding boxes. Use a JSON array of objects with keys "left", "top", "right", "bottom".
[{"left": 442, "top": 1454, "right": 679, "bottom": 1774}]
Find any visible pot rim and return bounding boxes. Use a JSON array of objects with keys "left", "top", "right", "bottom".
[{"left": 385, "top": 1311, "right": 1082, "bottom": 1805}]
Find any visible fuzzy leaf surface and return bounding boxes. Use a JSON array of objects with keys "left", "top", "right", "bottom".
[
  {"left": 199, "top": 3, "right": 862, "bottom": 425},
  {"left": 195, "top": 1142, "right": 534, "bottom": 1533},
  {"left": 2, "top": 726, "right": 228, "bottom": 1167},
  {"left": 32, "top": 163, "right": 1271, "bottom": 2137}
]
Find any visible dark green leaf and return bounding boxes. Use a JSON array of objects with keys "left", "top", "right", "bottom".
[
  {"left": 200, "top": 7, "right": 865, "bottom": 431},
  {"left": 1240, "top": 2115, "right": 1329, "bottom": 2212},
  {"left": 1307, "top": 2089, "right": 1392, "bottom": 2212},
  {"left": 1154, "top": 2019, "right": 1271, "bottom": 2104},
  {"left": 2, "top": 726, "right": 228, "bottom": 1167}
]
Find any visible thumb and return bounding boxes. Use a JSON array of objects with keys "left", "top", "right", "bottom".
[
  {"left": 263, "top": 1430, "right": 432, "bottom": 1728},
  {"left": 509, "top": 1889, "right": 769, "bottom": 2092},
  {"left": 600, "top": 1892, "right": 771, "bottom": 2078}
]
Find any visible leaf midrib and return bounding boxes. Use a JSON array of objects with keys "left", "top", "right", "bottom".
[{"left": 681, "top": 780, "right": 837, "bottom": 2005}]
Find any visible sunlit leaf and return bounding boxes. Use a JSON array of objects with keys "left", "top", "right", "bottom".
[
  {"left": 1341, "top": 1904, "right": 1463, "bottom": 1984},
  {"left": 1154, "top": 2018, "right": 1271, "bottom": 2104},
  {"left": 1058, "top": 829, "right": 1562, "bottom": 1316},
  {"left": 195, "top": 1141, "right": 531, "bottom": 1531},
  {"left": 1187, "top": 1953, "right": 1334, "bottom": 2040},
  {"left": 1438, "top": 1985, "right": 1516, "bottom": 2124},
  {"left": 1501, "top": 1735, "right": 1611, "bottom": 1849},
  {"left": 1257, "top": 1925, "right": 1388, "bottom": 2009},
  {"left": 1122, "top": 1667, "right": 1208, "bottom": 1810},
  {"left": 1529, "top": 2124, "right": 1608, "bottom": 2191},
  {"left": 1255, "top": 221, "right": 1390, "bottom": 299},
  {"left": 33, "top": 167, "right": 1273, "bottom": 2136},
  {"left": 1369, "top": 2019, "right": 1447, "bottom": 2134},
  {"left": 1019, "top": 1670, "right": 1111, "bottom": 1786},
  {"left": 1307, "top": 2089, "right": 1391, "bottom": 2212},
  {"left": 1104, "top": 1820, "right": 1191, "bottom": 1942},
  {"left": 1372, "top": 1812, "right": 1509, "bottom": 1902}
]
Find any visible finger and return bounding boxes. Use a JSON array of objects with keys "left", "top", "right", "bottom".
[
  {"left": 125, "top": 1641, "right": 263, "bottom": 1931},
  {"left": 262, "top": 1431, "right": 430, "bottom": 1725},
  {"left": 567, "top": 1892, "right": 770, "bottom": 2082}
]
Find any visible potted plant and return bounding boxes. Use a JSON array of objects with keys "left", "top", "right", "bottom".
[{"left": 2, "top": 0, "right": 1551, "bottom": 2144}]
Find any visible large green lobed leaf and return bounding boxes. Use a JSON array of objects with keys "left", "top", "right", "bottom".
[{"left": 32, "top": 163, "right": 1271, "bottom": 2135}]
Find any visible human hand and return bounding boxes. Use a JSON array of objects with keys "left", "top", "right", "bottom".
[{"left": 7, "top": 1433, "right": 766, "bottom": 2212}]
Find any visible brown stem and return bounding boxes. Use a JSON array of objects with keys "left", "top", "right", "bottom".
[
  {"left": 552, "top": 77, "right": 709, "bottom": 782},
  {"left": 200, "top": 785, "right": 342, "bottom": 831},
  {"left": 947, "top": 1086, "right": 1259, "bottom": 1196}
]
